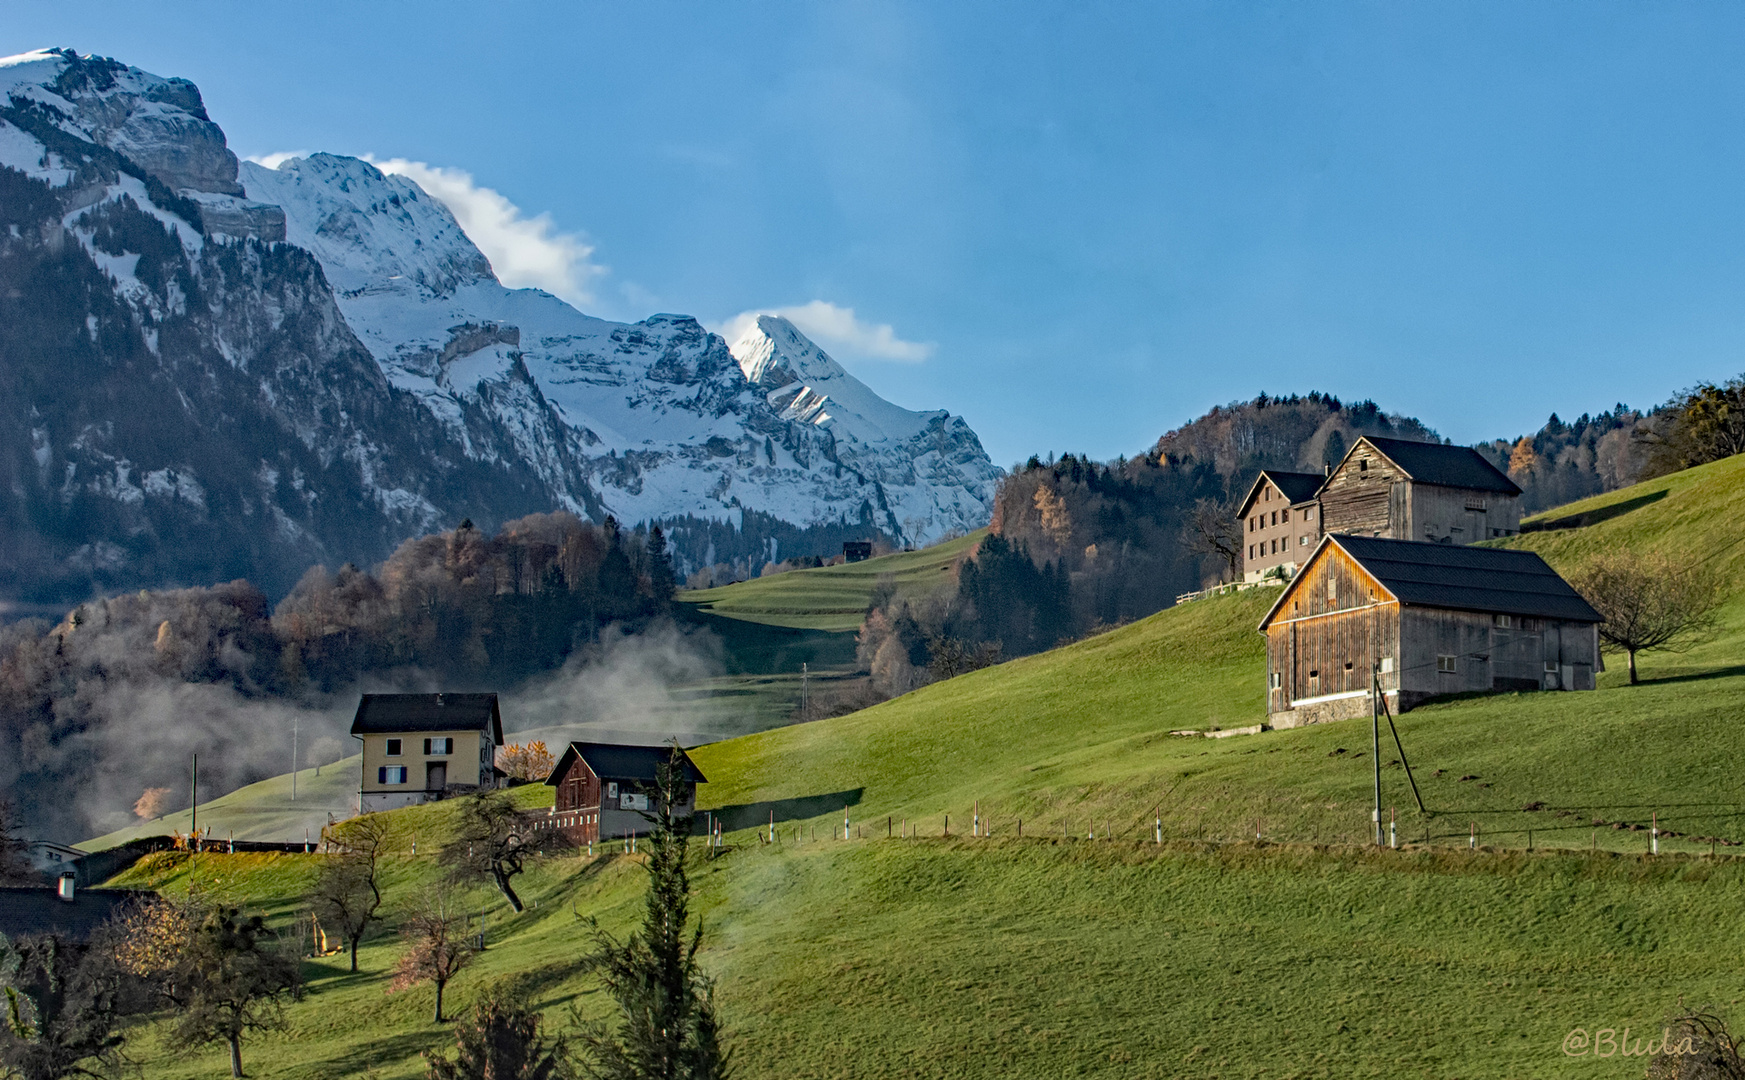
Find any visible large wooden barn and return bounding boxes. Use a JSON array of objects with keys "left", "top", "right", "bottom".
[
  {"left": 1258, "top": 535, "right": 1602, "bottom": 727},
  {"left": 1318, "top": 436, "right": 1523, "bottom": 543}
]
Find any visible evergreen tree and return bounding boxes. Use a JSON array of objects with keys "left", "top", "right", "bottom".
[
  {"left": 576, "top": 745, "right": 728, "bottom": 1080},
  {"left": 646, "top": 527, "right": 675, "bottom": 610}
]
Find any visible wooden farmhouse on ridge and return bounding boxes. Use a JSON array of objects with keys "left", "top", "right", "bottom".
[
  {"left": 546, "top": 741, "right": 706, "bottom": 843},
  {"left": 1258, "top": 535, "right": 1603, "bottom": 728},
  {"left": 1318, "top": 436, "right": 1523, "bottom": 544}
]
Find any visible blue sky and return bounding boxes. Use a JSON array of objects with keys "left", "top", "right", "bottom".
[{"left": 10, "top": 2, "right": 1745, "bottom": 465}]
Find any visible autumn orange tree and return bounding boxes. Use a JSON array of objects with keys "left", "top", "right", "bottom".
[{"left": 498, "top": 742, "right": 555, "bottom": 782}]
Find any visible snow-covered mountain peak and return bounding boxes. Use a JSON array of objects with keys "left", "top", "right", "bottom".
[
  {"left": 240, "top": 154, "right": 493, "bottom": 298},
  {"left": 1, "top": 49, "right": 284, "bottom": 240},
  {"left": 729, "top": 314, "right": 935, "bottom": 447}
]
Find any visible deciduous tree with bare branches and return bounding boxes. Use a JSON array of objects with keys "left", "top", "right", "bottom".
[
  {"left": 309, "top": 813, "right": 391, "bottom": 972},
  {"left": 441, "top": 792, "right": 564, "bottom": 914},
  {"left": 388, "top": 893, "right": 473, "bottom": 1025},
  {"left": 1566, "top": 552, "right": 1725, "bottom": 684}
]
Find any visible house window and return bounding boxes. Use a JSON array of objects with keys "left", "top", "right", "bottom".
[
  {"left": 1300, "top": 535, "right": 1310, "bottom": 546},
  {"left": 1271, "top": 539, "right": 1278, "bottom": 554},
  {"left": 1494, "top": 615, "right": 1512, "bottom": 629},
  {"left": 1248, "top": 544, "right": 1254, "bottom": 559},
  {"left": 1437, "top": 655, "right": 1457, "bottom": 674},
  {"left": 424, "top": 738, "right": 453, "bottom": 756},
  {"left": 386, "top": 739, "right": 402, "bottom": 756},
  {"left": 379, "top": 766, "right": 408, "bottom": 785}
]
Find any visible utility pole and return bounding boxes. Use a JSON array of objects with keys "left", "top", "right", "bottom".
[
  {"left": 801, "top": 662, "right": 809, "bottom": 721},
  {"left": 292, "top": 715, "right": 299, "bottom": 802},
  {"left": 190, "top": 752, "right": 198, "bottom": 841},
  {"left": 1371, "top": 664, "right": 1383, "bottom": 846}
]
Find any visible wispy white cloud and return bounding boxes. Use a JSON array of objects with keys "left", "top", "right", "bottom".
[
  {"left": 245, "top": 151, "right": 309, "bottom": 170},
  {"left": 365, "top": 156, "right": 607, "bottom": 308},
  {"left": 718, "top": 300, "right": 934, "bottom": 363}
]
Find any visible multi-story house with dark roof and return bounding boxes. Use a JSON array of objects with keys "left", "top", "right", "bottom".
[
  {"left": 1238, "top": 470, "right": 1328, "bottom": 581},
  {"left": 350, "top": 693, "right": 505, "bottom": 812}
]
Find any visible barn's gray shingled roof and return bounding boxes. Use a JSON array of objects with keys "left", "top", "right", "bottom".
[
  {"left": 1359, "top": 437, "right": 1522, "bottom": 495},
  {"left": 1335, "top": 535, "right": 1601, "bottom": 622},
  {"left": 350, "top": 693, "right": 503, "bottom": 743},
  {"left": 546, "top": 742, "right": 707, "bottom": 785}
]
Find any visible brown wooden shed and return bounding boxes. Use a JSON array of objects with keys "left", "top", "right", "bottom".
[
  {"left": 1258, "top": 535, "right": 1602, "bottom": 728},
  {"left": 545, "top": 742, "right": 706, "bottom": 843},
  {"left": 1319, "top": 436, "right": 1522, "bottom": 544}
]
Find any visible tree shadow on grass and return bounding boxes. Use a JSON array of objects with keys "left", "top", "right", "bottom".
[
  {"left": 1634, "top": 663, "right": 1745, "bottom": 687},
  {"left": 1521, "top": 489, "right": 1669, "bottom": 532},
  {"left": 299, "top": 1028, "right": 449, "bottom": 1079},
  {"left": 700, "top": 789, "right": 864, "bottom": 832}
]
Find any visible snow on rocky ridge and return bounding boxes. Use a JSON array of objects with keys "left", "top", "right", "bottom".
[
  {"left": 241, "top": 152, "right": 1001, "bottom": 546},
  {"left": 0, "top": 46, "right": 998, "bottom": 603}
]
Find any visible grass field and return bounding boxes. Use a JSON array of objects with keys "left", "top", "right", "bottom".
[
  {"left": 80, "top": 455, "right": 1745, "bottom": 1078},
  {"left": 677, "top": 530, "right": 982, "bottom": 631}
]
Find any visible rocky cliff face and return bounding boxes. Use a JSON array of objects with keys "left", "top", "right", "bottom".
[
  {"left": 0, "top": 48, "right": 1000, "bottom": 600},
  {"left": 0, "top": 49, "right": 587, "bottom": 600}
]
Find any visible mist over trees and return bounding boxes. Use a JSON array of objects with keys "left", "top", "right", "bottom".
[{"left": 0, "top": 512, "right": 677, "bottom": 840}]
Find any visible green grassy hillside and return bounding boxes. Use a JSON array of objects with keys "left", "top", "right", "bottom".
[
  {"left": 84, "top": 456, "right": 1745, "bottom": 1079},
  {"left": 678, "top": 529, "right": 982, "bottom": 631}
]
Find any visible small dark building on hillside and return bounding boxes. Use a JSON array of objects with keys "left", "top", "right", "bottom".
[
  {"left": 546, "top": 742, "right": 706, "bottom": 843},
  {"left": 1238, "top": 469, "right": 1327, "bottom": 581},
  {"left": 1258, "top": 535, "right": 1602, "bottom": 727},
  {"left": 1319, "top": 436, "right": 1522, "bottom": 544},
  {"left": 843, "top": 541, "right": 873, "bottom": 563},
  {"left": 0, "top": 879, "right": 142, "bottom": 943}
]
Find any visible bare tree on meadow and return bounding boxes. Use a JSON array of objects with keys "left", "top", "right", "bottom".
[
  {"left": 1566, "top": 552, "right": 1726, "bottom": 684},
  {"left": 388, "top": 893, "right": 473, "bottom": 1024},
  {"left": 309, "top": 814, "right": 391, "bottom": 972},
  {"left": 441, "top": 792, "right": 564, "bottom": 914},
  {"left": 1184, "top": 497, "right": 1243, "bottom": 583}
]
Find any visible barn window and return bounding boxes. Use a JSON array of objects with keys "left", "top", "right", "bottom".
[
  {"left": 1544, "top": 660, "right": 1558, "bottom": 672},
  {"left": 1359, "top": 459, "right": 1369, "bottom": 472},
  {"left": 1344, "top": 661, "right": 1353, "bottom": 671},
  {"left": 1380, "top": 657, "right": 1394, "bottom": 673},
  {"left": 1437, "top": 655, "right": 1457, "bottom": 674},
  {"left": 1309, "top": 669, "right": 1319, "bottom": 680},
  {"left": 1466, "top": 496, "right": 1488, "bottom": 512},
  {"left": 1269, "top": 672, "right": 1281, "bottom": 689},
  {"left": 1494, "top": 614, "right": 1512, "bottom": 629}
]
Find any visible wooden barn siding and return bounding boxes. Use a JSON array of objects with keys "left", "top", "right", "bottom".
[
  {"left": 1408, "top": 484, "right": 1523, "bottom": 543},
  {"left": 1265, "top": 545, "right": 1400, "bottom": 715},
  {"left": 1395, "top": 609, "right": 1600, "bottom": 707},
  {"left": 556, "top": 757, "right": 601, "bottom": 812},
  {"left": 1318, "top": 452, "right": 1405, "bottom": 536}
]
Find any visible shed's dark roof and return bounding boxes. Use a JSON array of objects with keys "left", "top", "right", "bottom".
[
  {"left": 351, "top": 694, "right": 503, "bottom": 743},
  {"left": 0, "top": 888, "right": 143, "bottom": 943},
  {"left": 1331, "top": 535, "right": 1601, "bottom": 622},
  {"left": 1238, "top": 470, "right": 1326, "bottom": 516},
  {"left": 546, "top": 742, "right": 706, "bottom": 786},
  {"left": 1357, "top": 437, "right": 1521, "bottom": 495}
]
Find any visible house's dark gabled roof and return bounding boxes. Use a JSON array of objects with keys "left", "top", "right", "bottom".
[
  {"left": 0, "top": 888, "right": 144, "bottom": 943},
  {"left": 545, "top": 742, "right": 706, "bottom": 786},
  {"left": 1289, "top": 535, "right": 1602, "bottom": 623},
  {"left": 1355, "top": 436, "right": 1522, "bottom": 496},
  {"left": 350, "top": 693, "right": 503, "bottom": 744},
  {"left": 1236, "top": 470, "right": 1327, "bottom": 516}
]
